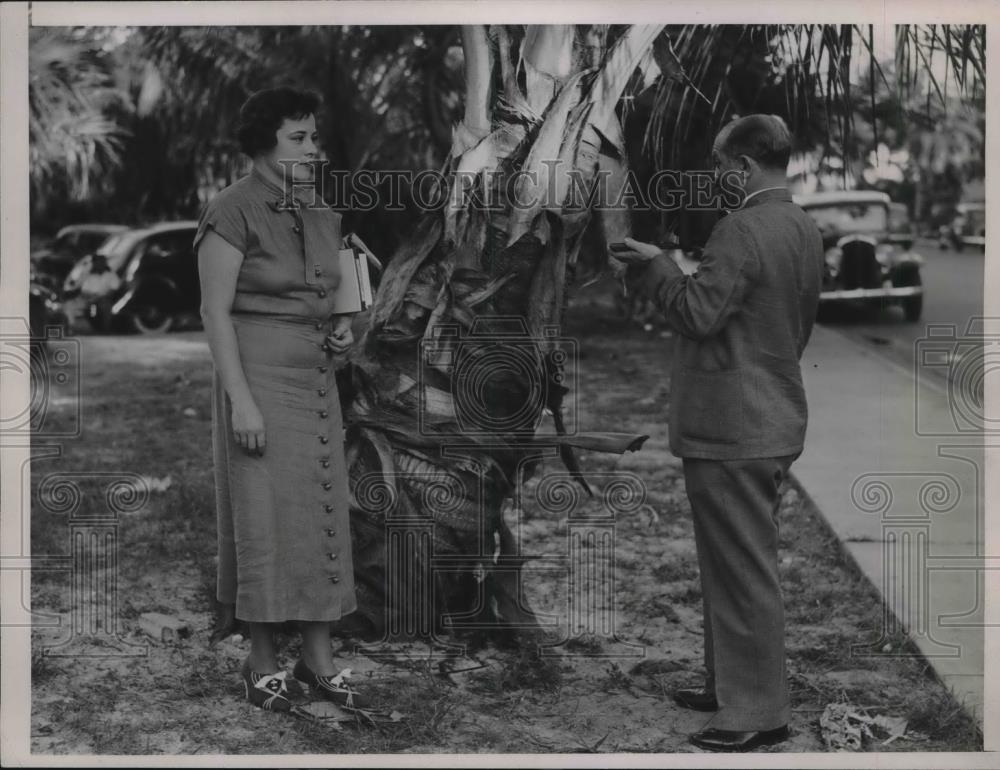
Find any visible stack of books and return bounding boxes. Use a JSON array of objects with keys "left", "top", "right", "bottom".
[{"left": 332, "top": 238, "right": 375, "bottom": 313}]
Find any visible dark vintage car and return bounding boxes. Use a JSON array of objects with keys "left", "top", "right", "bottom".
[
  {"left": 30, "top": 223, "right": 127, "bottom": 287},
  {"left": 63, "top": 221, "right": 200, "bottom": 334},
  {"left": 939, "top": 201, "right": 985, "bottom": 252},
  {"left": 794, "top": 190, "right": 924, "bottom": 322}
]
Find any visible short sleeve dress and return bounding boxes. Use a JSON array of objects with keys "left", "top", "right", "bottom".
[{"left": 194, "top": 166, "right": 356, "bottom": 623}]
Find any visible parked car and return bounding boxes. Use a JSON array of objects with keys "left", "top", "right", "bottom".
[
  {"left": 63, "top": 221, "right": 200, "bottom": 334},
  {"left": 795, "top": 190, "right": 924, "bottom": 322},
  {"left": 939, "top": 201, "right": 985, "bottom": 252},
  {"left": 30, "top": 223, "right": 127, "bottom": 287}
]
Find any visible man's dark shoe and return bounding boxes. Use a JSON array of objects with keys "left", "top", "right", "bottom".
[
  {"left": 689, "top": 725, "right": 790, "bottom": 752},
  {"left": 672, "top": 686, "right": 718, "bottom": 711}
]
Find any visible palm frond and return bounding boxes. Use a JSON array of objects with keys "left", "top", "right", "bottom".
[{"left": 29, "top": 28, "right": 131, "bottom": 202}]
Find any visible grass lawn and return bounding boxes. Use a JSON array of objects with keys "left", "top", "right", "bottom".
[{"left": 29, "top": 284, "right": 981, "bottom": 755}]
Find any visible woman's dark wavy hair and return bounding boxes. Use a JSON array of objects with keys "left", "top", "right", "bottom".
[{"left": 236, "top": 87, "right": 321, "bottom": 157}]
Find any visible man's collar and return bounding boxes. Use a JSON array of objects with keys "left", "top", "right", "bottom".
[{"left": 740, "top": 186, "right": 792, "bottom": 209}]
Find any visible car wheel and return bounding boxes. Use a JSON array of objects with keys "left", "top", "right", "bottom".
[
  {"left": 892, "top": 268, "right": 923, "bottom": 322},
  {"left": 128, "top": 305, "right": 174, "bottom": 334},
  {"left": 86, "top": 302, "right": 113, "bottom": 334}
]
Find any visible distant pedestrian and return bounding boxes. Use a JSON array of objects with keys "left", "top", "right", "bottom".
[{"left": 615, "top": 114, "right": 824, "bottom": 752}]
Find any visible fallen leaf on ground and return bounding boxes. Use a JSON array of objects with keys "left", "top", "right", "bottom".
[
  {"left": 871, "top": 714, "right": 908, "bottom": 744},
  {"left": 819, "top": 703, "right": 912, "bottom": 751},
  {"left": 819, "top": 703, "right": 866, "bottom": 750}
]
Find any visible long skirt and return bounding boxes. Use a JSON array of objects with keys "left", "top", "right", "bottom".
[{"left": 212, "top": 314, "right": 356, "bottom": 623}]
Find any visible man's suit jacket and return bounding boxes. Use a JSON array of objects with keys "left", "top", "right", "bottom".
[{"left": 642, "top": 188, "right": 824, "bottom": 460}]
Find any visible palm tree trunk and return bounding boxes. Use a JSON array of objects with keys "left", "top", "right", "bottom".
[{"left": 343, "top": 25, "right": 659, "bottom": 643}]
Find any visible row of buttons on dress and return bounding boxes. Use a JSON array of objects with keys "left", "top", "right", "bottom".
[
  {"left": 317, "top": 336, "right": 339, "bottom": 584},
  {"left": 289, "top": 204, "right": 342, "bottom": 586}
]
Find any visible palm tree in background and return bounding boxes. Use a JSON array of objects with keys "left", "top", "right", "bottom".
[{"left": 28, "top": 27, "right": 130, "bottom": 222}]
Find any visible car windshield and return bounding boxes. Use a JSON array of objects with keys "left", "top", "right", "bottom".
[
  {"left": 51, "top": 232, "right": 76, "bottom": 251},
  {"left": 962, "top": 206, "right": 985, "bottom": 228},
  {"left": 97, "top": 230, "right": 149, "bottom": 271},
  {"left": 803, "top": 202, "right": 888, "bottom": 236}
]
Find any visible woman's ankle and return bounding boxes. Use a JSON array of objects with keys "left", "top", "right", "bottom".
[
  {"left": 300, "top": 652, "right": 337, "bottom": 678},
  {"left": 246, "top": 653, "right": 280, "bottom": 674}
]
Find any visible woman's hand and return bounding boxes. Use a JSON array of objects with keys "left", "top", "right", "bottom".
[
  {"left": 324, "top": 326, "right": 354, "bottom": 354},
  {"left": 231, "top": 399, "right": 266, "bottom": 456}
]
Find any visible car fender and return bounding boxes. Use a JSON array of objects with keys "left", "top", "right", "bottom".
[
  {"left": 894, "top": 249, "right": 924, "bottom": 266},
  {"left": 890, "top": 259, "right": 922, "bottom": 285}
]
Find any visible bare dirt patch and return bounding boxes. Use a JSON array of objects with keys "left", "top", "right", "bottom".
[{"left": 29, "top": 288, "right": 981, "bottom": 755}]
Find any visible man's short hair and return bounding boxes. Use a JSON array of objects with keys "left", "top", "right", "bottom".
[
  {"left": 236, "top": 87, "right": 321, "bottom": 157},
  {"left": 717, "top": 114, "right": 792, "bottom": 171}
]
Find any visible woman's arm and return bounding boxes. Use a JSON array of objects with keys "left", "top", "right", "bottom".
[{"left": 198, "top": 231, "right": 266, "bottom": 454}]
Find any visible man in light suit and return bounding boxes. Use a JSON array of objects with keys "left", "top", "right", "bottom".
[{"left": 617, "top": 114, "right": 824, "bottom": 752}]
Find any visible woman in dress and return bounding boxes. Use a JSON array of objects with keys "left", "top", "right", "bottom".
[{"left": 196, "top": 87, "right": 369, "bottom": 713}]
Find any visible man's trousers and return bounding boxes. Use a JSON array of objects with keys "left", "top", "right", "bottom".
[{"left": 681, "top": 454, "right": 798, "bottom": 731}]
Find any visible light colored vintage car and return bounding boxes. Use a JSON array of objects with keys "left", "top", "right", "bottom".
[{"left": 794, "top": 190, "right": 924, "bottom": 322}]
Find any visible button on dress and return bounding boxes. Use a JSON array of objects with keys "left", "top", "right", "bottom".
[{"left": 194, "top": 167, "right": 356, "bottom": 622}]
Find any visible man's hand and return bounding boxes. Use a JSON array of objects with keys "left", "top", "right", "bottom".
[{"left": 611, "top": 237, "right": 663, "bottom": 264}]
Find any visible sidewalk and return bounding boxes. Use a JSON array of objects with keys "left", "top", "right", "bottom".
[{"left": 794, "top": 324, "right": 987, "bottom": 725}]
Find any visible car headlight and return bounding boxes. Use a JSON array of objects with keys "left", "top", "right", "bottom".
[
  {"left": 883, "top": 243, "right": 924, "bottom": 266},
  {"left": 824, "top": 248, "right": 842, "bottom": 273},
  {"left": 875, "top": 243, "right": 895, "bottom": 266}
]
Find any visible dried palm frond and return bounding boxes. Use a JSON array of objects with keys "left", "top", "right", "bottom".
[{"left": 344, "top": 25, "right": 659, "bottom": 639}]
